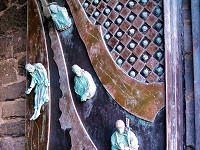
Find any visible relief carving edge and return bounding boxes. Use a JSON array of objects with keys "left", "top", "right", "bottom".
[
  {"left": 48, "top": 23, "right": 97, "bottom": 150},
  {"left": 66, "top": 0, "right": 165, "bottom": 122},
  {"left": 38, "top": 0, "right": 97, "bottom": 149},
  {"left": 26, "top": 0, "right": 51, "bottom": 149}
]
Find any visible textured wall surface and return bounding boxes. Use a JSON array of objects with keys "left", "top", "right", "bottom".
[
  {"left": 0, "top": 0, "right": 195, "bottom": 149},
  {"left": 0, "top": 0, "right": 27, "bottom": 149}
]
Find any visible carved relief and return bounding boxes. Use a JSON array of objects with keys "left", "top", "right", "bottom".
[
  {"left": 111, "top": 119, "right": 139, "bottom": 150},
  {"left": 49, "top": 3, "right": 72, "bottom": 31},
  {"left": 72, "top": 64, "right": 96, "bottom": 101},
  {"left": 66, "top": 0, "right": 165, "bottom": 121},
  {"left": 25, "top": 63, "right": 49, "bottom": 120},
  {"left": 26, "top": 0, "right": 166, "bottom": 149},
  {"left": 81, "top": 0, "right": 164, "bottom": 83}
]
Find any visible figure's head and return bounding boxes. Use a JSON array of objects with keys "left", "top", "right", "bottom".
[
  {"left": 49, "top": 4, "right": 58, "bottom": 13},
  {"left": 25, "top": 63, "right": 35, "bottom": 73},
  {"left": 72, "top": 64, "right": 83, "bottom": 77},
  {"left": 116, "top": 120, "right": 125, "bottom": 134}
]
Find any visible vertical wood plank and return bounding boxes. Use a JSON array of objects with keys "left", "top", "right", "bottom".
[
  {"left": 26, "top": 0, "right": 50, "bottom": 149},
  {"left": 164, "top": 0, "right": 185, "bottom": 149},
  {"left": 191, "top": 0, "right": 200, "bottom": 149}
]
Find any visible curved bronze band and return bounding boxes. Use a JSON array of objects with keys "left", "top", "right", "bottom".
[
  {"left": 26, "top": 0, "right": 50, "bottom": 148},
  {"left": 48, "top": 24, "right": 97, "bottom": 149},
  {"left": 66, "top": 0, "right": 165, "bottom": 121}
]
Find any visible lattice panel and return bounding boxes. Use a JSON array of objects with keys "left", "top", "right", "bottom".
[{"left": 81, "top": 0, "right": 164, "bottom": 83}]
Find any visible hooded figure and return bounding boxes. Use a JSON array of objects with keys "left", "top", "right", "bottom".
[
  {"left": 49, "top": 3, "right": 72, "bottom": 31},
  {"left": 72, "top": 64, "right": 96, "bottom": 102},
  {"left": 25, "top": 63, "right": 49, "bottom": 120}
]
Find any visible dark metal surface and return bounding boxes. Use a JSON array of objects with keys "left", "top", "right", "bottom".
[
  {"left": 27, "top": 0, "right": 166, "bottom": 149},
  {"left": 164, "top": 0, "right": 185, "bottom": 149},
  {"left": 43, "top": 17, "right": 72, "bottom": 150},
  {"left": 47, "top": 22, "right": 97, "bottom": 149},
  {"left": 191, "top": 0, "right": 200, "bottom": 149},
  {"left": 42, "top": 1, "right": 97, "bottom": 148},
  {"left": 183, "top": 1, "right": 195, "bottom": 148},
  {"left": 60, "top": 19, "right": 166, "bottom": 149},
  {"left": 26, "top": 0, "right": 50, "bottom": 149},
  {"left": 66, "top": 0, "right": 165, "bottom": 122},
  {"left": 38, "top": 1, "right": 72, "bottom": 149}
]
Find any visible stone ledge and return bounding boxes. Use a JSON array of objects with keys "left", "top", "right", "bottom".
[
  {"left": 0, "top": 99, "right": 25, "bottom": 118},
  {"left": 18, "top": 56, "right": 26, "bottom": 77},
  {"left": 0, "top": 59, "right": 17, "bottom": 86},
  {"left": 0, "top": 119, "right": 25, "bottom": 137},
  {"left": 0, "top": 80, "right": 26, "bottom": 101},
  {"left": 0, "top": 36, "right": 13, "bottom": 60},
  {"left": 0, "top": 136, "right": 25, "bottom": 150}
]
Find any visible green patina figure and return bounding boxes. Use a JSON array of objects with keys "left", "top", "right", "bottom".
[
  {"left": 111, "top": 120, "right": 139, "bottom": 150},
  {"left": 25, "top": 63, "right": 49, "bottom": 120},
  {"left": 72, "top": 64, "right": 96, "bottom": 102},
  {"left": 49, "top": 3, "right": 72, "bottom": 31}
]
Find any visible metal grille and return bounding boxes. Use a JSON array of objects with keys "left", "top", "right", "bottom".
[{"left": 81, "top": 0, "right": 164, "bottom": 83}]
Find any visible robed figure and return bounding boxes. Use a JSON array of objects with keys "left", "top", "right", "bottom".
[
  {"left": 111, "top": 120, "right": 139, "bottom": 150},
  {"left": 49, "top": 3, "right": 72, "bottom": 31},
  {"left": 25, "top": 63, "right": 49, "bottom": 120},
  {"left": 72, "top": 64, "right": 96, "bottom": 102}
]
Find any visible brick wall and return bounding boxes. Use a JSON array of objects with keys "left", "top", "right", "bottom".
[{"left": 0, "top": 0, "right": 27, "bottom": 149}]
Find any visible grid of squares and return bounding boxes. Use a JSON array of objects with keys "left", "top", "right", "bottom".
[{"left": 82, "top": 0, "right": 164, "bottom": 83}]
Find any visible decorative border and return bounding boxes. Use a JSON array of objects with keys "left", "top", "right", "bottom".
[{"left": 164, "top": 0, "right": 185, "bottom": 149}]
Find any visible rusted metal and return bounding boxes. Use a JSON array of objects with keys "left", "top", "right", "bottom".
[
  {"left": 183, "top": 1, "right": 195, "bottom": 148},
  {"left": 48, "top": 21, "right": 97, "bottom": 150},
  {"left": 164, "top": 0, "right": 185, "bottom": 149},
  {"left": 26, "top": 0, "right": 50, "bottom": 149},
  {"left": 191, "top": 0, "right": 200, "bottom": 149},
  {"left": 66, "top": 0, "right": 165, "bottom": 121},
  {"left": 62, "top": 21, "right": 166, "bottom": 149},
  {"left": 81, "top": 0, "right": 164, "bottom": 83},
  {"left": 26, "top": 0, "right": 98, "bottom": 149}
]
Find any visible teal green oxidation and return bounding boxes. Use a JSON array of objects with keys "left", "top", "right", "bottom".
[
  {"left": 49, "top": 3, "right": 72, "bottom": 31},
  {"left": 41, "top": 114, "right": 46, "bottom": 141},
  {"left": 25, "top": 63, "right": 49, "bottom": 120},
  {"left": 72, "top": 65, "right": 96, "bottom": 102},
  {"left": 155, "top": 8, "right": 161, "bottom": 15},
  {"left": 141, "top": 12, "right": 148, "bottom": 18},
  {"left": 111, "top": 120, "right": 139, "bottom": 150}
]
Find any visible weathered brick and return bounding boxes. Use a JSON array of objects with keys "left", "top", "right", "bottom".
[
  {"left": 0, "top": 36, "right": 13, "bottom": 60},
  {"left": 1, "top": 99, "right": 25, "bottom": 118},
  {"left": 0, "top": 5, "right": 26, "bottom": 36},
  {"left": 0, "top": 120, "right": 25, "bottom": 137},
  {"left": 0, "top": 1, "right": 27, "bottom": 59},
  {"left": 0, "top": 136, "right": 25, "bottom": 150},
  {"left": 0, "top": 0, "right": 26, "bottom": 149},
  {"left": 0, "top": 81, "right": 26, "bottom": 101},
  {"left": 0, "top": 0, "right": 7, "bottom": 12},
  {"left": 0, "top": 1, "right": 27, "bottom": 60},
  {"left": 0, "top": 59, "right": 17, "bottom": 85},
  {"left": 18, "top": 56, "right": 26, "bottom": 76},
  {"left": 13, "top": 29, "right": 26, "bottom": 54}
]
